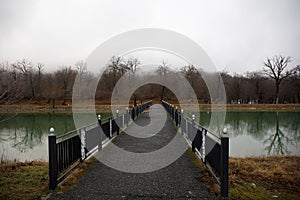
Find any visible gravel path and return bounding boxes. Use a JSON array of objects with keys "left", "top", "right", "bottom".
[{"left": 50, "top": 105, "right": 217, "bottom": 200}]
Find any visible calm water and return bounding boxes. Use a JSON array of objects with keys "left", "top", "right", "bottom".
[
  {"left": 198, "top": 112, "right": 299, "bottom": 157},
  {"left": 0, "top": 112, "right": 299, "bottom": 161}
]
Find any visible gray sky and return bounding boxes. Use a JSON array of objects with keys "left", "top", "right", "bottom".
[{"left": 0, "top": 0, "right": 299, "bottom": 73}]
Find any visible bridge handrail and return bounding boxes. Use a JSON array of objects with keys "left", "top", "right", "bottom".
[
  {"left": 182, "top": 115, "right": 221, "bottom": 143},
  {"left": 48, "top": 100, "right": 153, "bottom": 190},
  {"left": 161, "top": 100, "right": 229, "bottom": 198}
]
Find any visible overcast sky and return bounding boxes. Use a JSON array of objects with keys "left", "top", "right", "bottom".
[{"left": 0, "top": 0, "right": 299, "bottom": 74}]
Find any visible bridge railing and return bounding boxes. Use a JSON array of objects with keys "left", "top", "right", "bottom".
[
  {"left": 48, "top": 100, "right": 152, "bottom": 190},
  {"left": 161, "top": 100, "right": 229, "bottom": 198}
]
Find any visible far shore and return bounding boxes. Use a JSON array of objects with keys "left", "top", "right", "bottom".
[{"left": 0, "top": 101, "right": 300, "bottom": 113}]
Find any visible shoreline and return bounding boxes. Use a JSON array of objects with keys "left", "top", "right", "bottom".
[{"left": 0, "top": 103, "right": 300, "bottom": 114}]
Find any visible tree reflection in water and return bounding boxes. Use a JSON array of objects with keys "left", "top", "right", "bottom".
[
  {"left": 199, "top": 111, "right": 299, "bottom": 156},
  {"left": 0, "top": 112, "right": 299, "bottom": 158},
  {"left": 263, "top": 112, "right": 296, "bottom": 155},
  {"left": 0, "top": 113, "right": 75, "bottom": 154}
]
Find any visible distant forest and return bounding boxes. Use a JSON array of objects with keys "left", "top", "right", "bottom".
[{"left": 0, "top": 55, "right": 299, "bottom": 105}]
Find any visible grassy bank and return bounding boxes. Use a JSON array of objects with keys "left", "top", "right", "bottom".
[
  {"left": 190, "top": 152, "right": 300, "bottom": 200},
  {"left": 0, "top": 161, "right": 48, "bottom": 200},
  {"left": 0, "top": 159, "right": 95, "bottom": 200},
  {"left": 228, "top": 156, "right": 300, "bottom": 200},
  {"left": 1, "top": 155, "right": 299, "bottom": 200}
]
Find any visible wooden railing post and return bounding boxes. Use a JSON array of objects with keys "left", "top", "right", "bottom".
[
  {"left": 49, "top": 127, "right": 57, "bottom": 190},
  {"left": 221, "top": 128, "right": 229, "bottom": 198}
]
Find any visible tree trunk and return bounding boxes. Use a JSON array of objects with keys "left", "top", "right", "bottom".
[
  {"left": 52, "top": 98, "right": 55, "bottom": 109},
  {"left": 275, "top": 82, "right": 279, "bottom": 104}
]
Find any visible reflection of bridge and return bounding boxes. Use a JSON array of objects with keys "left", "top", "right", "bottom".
[{"left": 48, "top": 101, "right": 229, "bottom": 199}]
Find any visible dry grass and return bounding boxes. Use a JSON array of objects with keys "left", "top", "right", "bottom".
[
  {"left": 54, "top": 157, "right": 96, "bottom": 193},
  {"left": 0, "top": 161, "right": 49, "bottom": 200},
  {"left": 1, "top": 155, "right": 299, "bottom": 200},
  {"left": 1, "top": 99, "right": 299, "bottom": 113},
  {"left": 229, "top": 156, "right": 300, "bottom": 199},
  {"left": 173, "top": 103, "right": 300, "bottom": 112},
  {"left": 0, "top": 158, "right": 96, "bottom": 200},
  {"left": 188, "top": 151, "right": 300, "bottom": 200}
]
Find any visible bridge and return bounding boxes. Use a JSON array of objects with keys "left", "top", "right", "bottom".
[{"left": 48, "top": 101, "right": 229, "bottom": 199}]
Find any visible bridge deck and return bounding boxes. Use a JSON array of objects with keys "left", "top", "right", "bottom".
[{"left": 51, "top": 105, "right": 217, "bottom": 200}]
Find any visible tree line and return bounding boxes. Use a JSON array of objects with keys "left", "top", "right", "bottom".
[{"left": 0, "top": 55, "right": 299, "bottom": 105}]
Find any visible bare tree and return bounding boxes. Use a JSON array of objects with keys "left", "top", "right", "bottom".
[
  {"left": 55, "top": 66, "right": 77, "bottom": 105},
  {"left": 127, "top": 58, "right": 140, "bottom": 75},
  {"left": 107, "top": 56, "right": 124, "bottom": 87},
  {"left": 156, "top": 60, "right": 170, "bottom": 100},
  {"left": 288, "top": 65, "right": 300, "bottom": 103},
  {"left": 75, "top": 60, "right": 87, "bottom": 81},
  {"left": 181, "top": 65, "right": 199, "bottom": 100},
  {"left": 12, "top": 59, "right": 36, "bottom": 99},
  {"left": 263, "top": 55, "right": 297, "bottom": 104},
  {"left": 36, "top": 63, "right": 44, "bottom": 100},
  {"left": 126, "top": 58, "right": 140, "bottom": 105}
]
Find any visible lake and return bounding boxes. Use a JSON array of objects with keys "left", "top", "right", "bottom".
[{"left": 0, "top": 112, "right": 299, "bottom": 161}]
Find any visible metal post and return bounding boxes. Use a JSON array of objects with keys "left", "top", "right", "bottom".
[
  {"left": 131, "top": 107, "right": 135, "bottom": 120},
  {"left": 49, "top": 127, "right": 57, "bottom": 190},
  {"left": 202, "top": 128, "right": 206, "bottom": 163},
  {"left": 192, "top": 114, "right": 195, "bottom": 126},
  {"left": 221, "top": 128, "right": 229, "bottom": 198},
  {"left": 80, "top": 128, "right": 86, "bottom": 160},
  {"left": 98, "top": 114, "right": 102, "bottom": 126},
  {"left": 186, "top": 116, "right": 188, "bottom": 135},
  {"left": 123, "top": 113, "right": 125, "bottom": 128},
  {"left": 175, "top": 106, "right": 178, "bottom": 126},
  {"left": 116, "top": 109, "right": 119, "bottom": 135},
  {"left": 97, "top": 115, "right": 102, "bottom": 151},
  {"left": 109, "top": 118, "right": 112, "bottom": 138},
  {"left": 172, "top": 105, "right": 175, "bottom": 120},
  {"left": 180, "top": 109, "right": 184, "bottom": 132}
]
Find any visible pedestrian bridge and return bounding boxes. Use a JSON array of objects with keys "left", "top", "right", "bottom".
[{"left": 48, "top": 101, "right": 229, "bottom": 199}]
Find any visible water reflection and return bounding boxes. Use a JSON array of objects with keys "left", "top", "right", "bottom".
[
  {"left": 198, "top": 112, "right": 299, "bottom": 156},
  {"left": 264, "top": 112, "right": 298, "bottom": 155},
  {"left": 0, "top": 113, "right": 75, "bottom": 161},
  {"left": 0, "top": 112, "right": 299, "bottom": 161},
  {"left": 0, "top": 113, "right": 113, "bottom": 161}
]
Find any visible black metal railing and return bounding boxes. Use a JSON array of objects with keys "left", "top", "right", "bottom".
[
  {"left": 48, "top": 100, "right": 152, "bottom": 190},
  {"left": 161, "top": 100, "right": 229, "bottom": 198}
]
